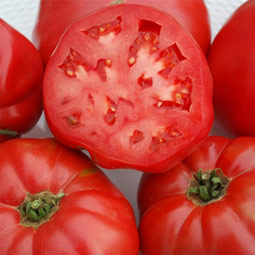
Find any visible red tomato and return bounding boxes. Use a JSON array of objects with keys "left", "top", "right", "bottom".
[
  {"left": 0, "top": 138, "right": 139, "bottom": 254},
  {"left": 43, "top": 4, "right": 213, "bottom": 173},
  {"left": 208, "top": 0, "right": 255, "bottom": 136},
  {"left": 138, "top": 136, "right": 255, "bottom": 255},
  {"left": 33, "top": 0, "right": 211, "bottom": 64},
  {"left": 0, "top": 19, "right": 43, "bottom": 142}
]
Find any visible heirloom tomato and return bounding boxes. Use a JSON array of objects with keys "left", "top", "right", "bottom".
[
  {"left": 43, "top": 4, "right": 213, "bottom": 173},
  {"left": 0, "top": 138, "right": 139, "bottom": 255},
  {"left": 0, "top": 19, "right": 43, "bottom": 142},
  {"left": 138, "top": 136, "right": 255, "bottom": 255},
  {"left": 33, "top": 0, "right": 211, "bottom": 64},
  {"left": 208, "top": 0, "right": 255, "bottom": 136}
]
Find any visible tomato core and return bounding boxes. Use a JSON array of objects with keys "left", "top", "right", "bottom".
[
  {"left": 17, "top": 191, "right": 65, "bottom": 229},
  {"left": 187, "top": 169, "right": 230, "bottom": 206}
]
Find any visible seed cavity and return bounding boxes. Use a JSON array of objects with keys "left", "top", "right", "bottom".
[
  {"left": 61, "top": 96, "right": 72, "bottom": 105},
  {"left": 137, "top": 74, "right": 153, "bottom": 89},
  {"left": 154, "top": 100, "right": 178, "bottom": 109},
  {"left": 90, "top": 131, "right": 100, "bottom": 137},
  {"left": 83, "top": 16, "right": 122, "bottom": 40},
  {"left": 104, "top": 97, "right": 117, "bottom": 125},
  {"left": 87, "top": 94, "right": 95, "bottom": 112},
  {"left": 139, "top": 19, "right": 161, "bottom": 35},
  {"left": 157, "top": 43, "right": 186, "bottom": 78},
  {"left": 154, "top": 77, "right": 193, "bottom": 111},
  {"left": 173, "top": 77, "right": 193, "bottom": 111},
  {"left": 150, "top": 127, "right": 182, "bottom": 151},
  {"left": 129, "top": 130, "right": 144, "bottom": 145},
  {"left": 150, "top": 136, "right": 165, "bottom": 152},
  {"left": 128, "top": 20, "right": 161, "bottom": 67},
  {"left": 59, "top": 48, "right": 91, "bottom": 77},
  {"left": 60, "top": 48, "right": 113, "bottom": 82},
  {"left": 64, "top": 113, "right": 81, "bottom": 127},
  {"left": 95, "top": 59, "right": 113, "bottom": 81},
  {"left": 162, "top": 127, "right": 182, "bottom": 140}
]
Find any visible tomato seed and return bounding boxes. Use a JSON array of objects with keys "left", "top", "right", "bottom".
[{"left": 128, "top": 57, "right": 136, "bottom": 66}]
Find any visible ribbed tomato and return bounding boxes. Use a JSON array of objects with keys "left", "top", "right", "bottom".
[
  {"left": 138, "top": 136, "right": 255, "bottom": 254},
  {"left": 0, "top": 138, "right": 139, "bottom": 254},
  {"left": 0, "top": 19, "right": 43, "bottom": 142},
  {"left": 208, "top": 0, "right": 255, "bottom": 136}
]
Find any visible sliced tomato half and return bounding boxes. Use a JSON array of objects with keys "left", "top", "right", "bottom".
[{"left": 43, "top": 4, "right": 213, "bottom": 172}]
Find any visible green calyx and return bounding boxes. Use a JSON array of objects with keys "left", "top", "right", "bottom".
[
  {"left": 110, "top": 0, "right": 124, "bottom": 5},
  {"left": 187, "top": 168, "right": 230, "bottom": 206},
  {"left": 0, "top": 128, "right": 18, "bottom": 136},
  {"left": 17, "top": 191, "right": 65, "bottom": 229}
]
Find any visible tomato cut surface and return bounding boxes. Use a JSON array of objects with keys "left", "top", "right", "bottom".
[{"left": 43, "top": 4, "right": 213, "bottom": 172}]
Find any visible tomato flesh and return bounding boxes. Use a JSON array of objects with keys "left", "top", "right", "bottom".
[{"left": 44, "top": 5, "right": 213, "bottom": 172}]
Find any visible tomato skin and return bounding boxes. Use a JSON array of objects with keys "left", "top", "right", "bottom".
[
  {"left": 208, "top": 0, "right": 255, "bottom": 137},
  {"left": 138, "top": 136, "right": 255, "bottom": 255},
  {"left": 0, "top": 19, "right": 43, "bottom": 142},
  {"left": 43, "top": 4, "right": 213, "bottom": 173},
  {"left": 0, "top": 138, "right": 139, "bottom": 255},
  {"left": 33, "top": 0, "right": 210, "bottom": 64}
]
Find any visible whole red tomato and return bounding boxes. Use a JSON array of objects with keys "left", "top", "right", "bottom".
[
  {"left": 208, "top": 0, "right": 255, "bottom": 136},
  {"left": 0, "top": 19, "right": 43, "bottom": 142},
  {"left": 0, "top": 138, "right": 139, "bottom": 254},
  {"left": 43, "top": 4, "right": 213, "bottom": 173},
  {"left": 138, "top": 136, "right": 255, "bottom": 255},
  {"left": 33, "top": 0, "right": 211, "bottom": 64}
]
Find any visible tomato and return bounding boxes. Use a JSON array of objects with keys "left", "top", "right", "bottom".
[
  {"left": 43, "top": 4, "right": 213, "bottom": 173},
  {"left": 208, "top": 0, "right": 255, "bottom": 137},
  {"left": 0, "top": 19, "right": 43, "bottom": 143},
  {"left": 33, "top": 0, "right": 211, "bottom": 64},
  {"left": 138, "top": 136, "right": 255, "bottom": 255},
  {"left": 0, "top": 138, "right": 139, "bottom": 254}
]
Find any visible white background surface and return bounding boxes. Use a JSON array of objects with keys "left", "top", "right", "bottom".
[{"left": 0, "top": 0, "right": 247, "bottom": 223}]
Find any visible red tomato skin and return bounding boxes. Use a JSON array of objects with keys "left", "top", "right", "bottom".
[
  {"left": 208, "top": 0, "right": 255, "bottom": 137},
  {"left": 43, "top": 4, "right": 213, "bottom": 173},
  {"left": 138, "top": 136, "right": 255, "bottom": 255},
  {"left": 33, "top": 0, "right": 210, "bottom": 64},
  {"left": 0, "top": 19, "right": 43, "bottom": 142},
  {"left": 0, "top": 138, "right": 139, "bottom": 255}
]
